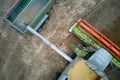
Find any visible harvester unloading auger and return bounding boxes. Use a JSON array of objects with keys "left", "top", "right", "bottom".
[{"left": 23, "top": 22, "right": 73, "bottom": 62}]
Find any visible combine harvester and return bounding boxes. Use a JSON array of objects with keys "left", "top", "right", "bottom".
[{"left": 55, "top": 19, "right": 120, "bottom": 80}]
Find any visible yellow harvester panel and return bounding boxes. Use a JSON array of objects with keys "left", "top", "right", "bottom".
[{"left": 69, "top": 60, "right": 100, "bottom": 80}]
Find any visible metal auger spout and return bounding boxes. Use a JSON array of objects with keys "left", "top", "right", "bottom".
[{"left": 23, "top": 22, "right": 73, "bottom": 62}]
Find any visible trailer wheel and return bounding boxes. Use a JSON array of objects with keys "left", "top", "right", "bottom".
[{"left": 37, "top": 15, "right": 49, "bottom": 32}]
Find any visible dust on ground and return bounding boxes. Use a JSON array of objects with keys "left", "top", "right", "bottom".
[{"left": 0, "top": 0, "right": 120, "bottom": 80}]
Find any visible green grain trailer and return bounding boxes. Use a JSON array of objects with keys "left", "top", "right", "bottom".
[{"left": 4, "top": 0, "right": 59, "bottom": 33}]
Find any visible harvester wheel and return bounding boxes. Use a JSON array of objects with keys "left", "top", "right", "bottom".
[{"left": 53, "top": 72, "right": 61, "bottom": 80}]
